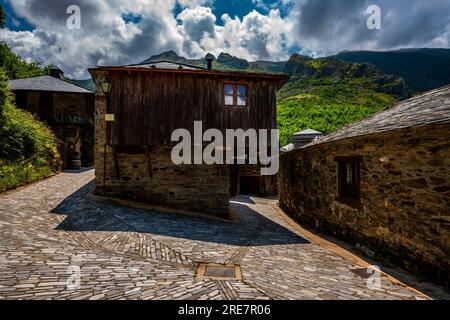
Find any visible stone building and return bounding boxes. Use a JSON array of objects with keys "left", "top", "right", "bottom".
[
  {"left": 8, "top": 69, "right": 95, "bottom": 169},
  {"left": 279, "top": 85, "right": 450, "bottom": 285},
  {"left": 89, "top": 61, "right": 288, "bottom": 218}
]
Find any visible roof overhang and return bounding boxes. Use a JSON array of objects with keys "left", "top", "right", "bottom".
[{"left": 89, "top": 66, "right": 290, "bottom": 90}]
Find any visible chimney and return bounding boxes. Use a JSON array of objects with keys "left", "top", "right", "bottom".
[
  {"left": 50, "top": 67, "right": 64, "bottom": 79},
  {"left": 206, "top": 58, "right": 213, "bottom": 70}
]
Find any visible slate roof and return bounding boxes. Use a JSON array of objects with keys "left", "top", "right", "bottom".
[
  {"left": 126, "top": 61, "right": 205, "bottom": 70},
  {"left": 309, "top": 85, "right": 450, "bottom": 147},
  {"left": 293, "top": 129, "right": 323, "bottom": 136},
  {"left": 8, "top": 76, "right": 93, "bottom": 94}
]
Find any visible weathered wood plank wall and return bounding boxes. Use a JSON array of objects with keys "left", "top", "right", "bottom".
[{"left": 108, "top": 71, "right": 279, "bottom": 145}]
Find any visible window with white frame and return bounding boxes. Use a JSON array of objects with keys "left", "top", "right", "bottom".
[{"left": 224, "top": 83, "right": 247, "bottom": 107}]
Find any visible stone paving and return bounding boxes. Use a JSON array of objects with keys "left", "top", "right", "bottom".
[{"left": 0, "top": 169, "right": 437, "bottom": 300}]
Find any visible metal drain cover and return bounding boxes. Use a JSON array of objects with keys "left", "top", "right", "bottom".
[
  {"left": 205, "top": 265, "right": 236, "bottom": 278},
  {"left": 196, "top": 263, "right": 242, "bottom": 280}
]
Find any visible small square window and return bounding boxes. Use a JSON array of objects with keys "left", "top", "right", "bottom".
[
  {"left": 237, "top": 96, "right": 246, "bottom": 106},
  {"left": 337, "top": 157, "right": 361, "bottom": 202},
  {"left": 225, "top": 84, "right": 234, "bottom": 95},
  {"left": 237, "top": 85, "right": 246, "bottom": 96},
  {"left": 224, "top": 83, "right": 247, "bottom": 107},
  {"left": 225, "top": 95, "right": 234, "bottom": 105}
]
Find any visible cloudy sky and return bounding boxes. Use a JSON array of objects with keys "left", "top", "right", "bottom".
[{"left": 1, "top": 0, "right": 449, "bottom": 78}]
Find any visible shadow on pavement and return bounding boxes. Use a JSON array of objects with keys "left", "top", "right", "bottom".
[{"left": 51, "top": 181, "right": 310, "bottom": 246}]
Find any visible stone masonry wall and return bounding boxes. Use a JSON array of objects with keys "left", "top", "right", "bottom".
[
  {"left": 279, "top": 124, "right": 450, "bottom": 285},
  {"left": 94, "top": 72, "right": 230, "bottom": 218},
  {"left": 52, "top": 93, "right": 89, "bottom": 116}
]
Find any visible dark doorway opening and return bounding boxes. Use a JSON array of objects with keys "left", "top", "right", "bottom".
[
  {"left": 240, "top": 176, "right": 260, "bottom": 195},
  {"left": 230, "top": 165, "right": 240, "bottom": 197}
]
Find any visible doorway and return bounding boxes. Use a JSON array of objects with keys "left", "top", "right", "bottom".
[{"left": 239, "top": 176, "right": 260, "bottom": 195}]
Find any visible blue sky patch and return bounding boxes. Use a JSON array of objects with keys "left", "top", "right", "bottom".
[{"left": 1, "top": 0, "right": 35, "bottom": 31}]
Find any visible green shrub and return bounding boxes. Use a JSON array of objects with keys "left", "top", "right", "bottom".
[{"left": 0, "top": 68, "right": 60, "bottom": 192}]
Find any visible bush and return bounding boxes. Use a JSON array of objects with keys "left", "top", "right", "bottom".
[{"left": 0, "top": 68, "right": 60, "bottom": 192}]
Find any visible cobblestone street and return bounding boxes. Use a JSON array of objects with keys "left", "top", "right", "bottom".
[{"left": 0, "top": 169, "right": 440, "bottom": 300}]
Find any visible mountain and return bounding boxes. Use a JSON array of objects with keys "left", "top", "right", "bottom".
[
  {"left": 276, "top": 54, "right": 405, "bottom": 145},
  {"left": 141, "top": 50, "right": 188, "bottom": 64},
  {"left": 141, "top": 50, "right": 409, "bottom": 98},
  {"left": 217, "top": 53, "right": 249, "bottom": 69},
  {"left": 141, "top": 51, "right": 247, "bottom": 71},
  {"left": 333, "top": 48, "right": 450, "bottom": 93},
  {"left": 280, "top": 54, "right": 409, "bottom": 99}
]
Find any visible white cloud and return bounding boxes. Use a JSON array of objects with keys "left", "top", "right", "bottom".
[
  {"left": 177, "top": 0, "right": 213, "bottom": 7},
  {"left": 1, "top": 1, "right": 297, "bottom": 77},
  {"left": 177, "top": 6, "right": 294, "bottom": 61},
  {"left": 1, "top": 0, "right": 184, "bottom": 78}
]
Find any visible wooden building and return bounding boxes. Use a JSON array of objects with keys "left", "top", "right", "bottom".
[
  {"left": 89, "top": 61, "right": 288, "bottom": 217},
  {"left": 8, "top": 69, "right": 95, "bottom": 169}
]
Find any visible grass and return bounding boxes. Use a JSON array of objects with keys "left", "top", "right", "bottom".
[{"left": 0, "top": 158, "right": 56, "bottom": 192}]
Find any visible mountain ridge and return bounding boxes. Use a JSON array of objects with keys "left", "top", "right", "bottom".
[{"left": 143, "top": 48, "right": 450, "bottom": 94}]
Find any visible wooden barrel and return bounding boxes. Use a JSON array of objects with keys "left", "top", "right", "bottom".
[{"left": 70, "top": 159, "right": 81, "bottom": 169}]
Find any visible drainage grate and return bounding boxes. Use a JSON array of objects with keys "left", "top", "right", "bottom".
[{"left": 196, "top": 263, "right": 242, "bottom": 281}]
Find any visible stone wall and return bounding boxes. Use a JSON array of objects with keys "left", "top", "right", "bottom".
[
  {"left": 26, "top": 92, "right": 40, "bottom": 114},
  {"left": 279, "top": 124, "right": 450, "bottom": 285},
  {"left": 52, "top": 93, "right": 89, "bottom": 115},
  {"left": 94, "top": 73, "right": 230, "bottom": 218}
]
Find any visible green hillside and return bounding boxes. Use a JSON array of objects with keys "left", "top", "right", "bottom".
[
  {"left": 276, "top": 54, "right": 405, "bottom": 145},
  {"left": 0, "top": 48, "right": 60, "bottom": 192},
  {"left": 277, "top": 86, "right": 396, "bottom": 146}
]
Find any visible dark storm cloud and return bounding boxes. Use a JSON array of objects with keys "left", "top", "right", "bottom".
[{"left": 294, "top": 0, "right": 450, "bottom": 54}]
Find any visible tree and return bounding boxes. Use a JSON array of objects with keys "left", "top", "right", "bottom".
[
  {"left": 0, "top": 5, "right": 5, "bottom": 28},
  {"left": 0, "top": 42, "right": 47, "bottom": 79}
]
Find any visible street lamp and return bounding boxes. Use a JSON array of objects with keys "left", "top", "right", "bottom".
[
  {"left": 99, "top": 79, "right": 112, "bottom": 95},
  {"left": 98, "top": 78, "right": 113, "bottom": 195}
]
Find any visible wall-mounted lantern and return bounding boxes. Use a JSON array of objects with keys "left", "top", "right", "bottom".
[{"left": 99, "top": 80, "right": 112, "bottom": 95}]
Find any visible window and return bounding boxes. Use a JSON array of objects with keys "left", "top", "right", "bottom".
[
  {"left": 337, "top": 157, "right": 361, "bottom": 201},
  {"left": 224, "top": 84, "right": 247, "bottom": 106}
]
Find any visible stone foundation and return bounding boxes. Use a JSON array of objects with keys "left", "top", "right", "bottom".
[
  {"left": 279, "top": 124, "right": 450, "bottom": 286},
  {"left": 94, "top": 145, "right": 230, "bottom": 217}
]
